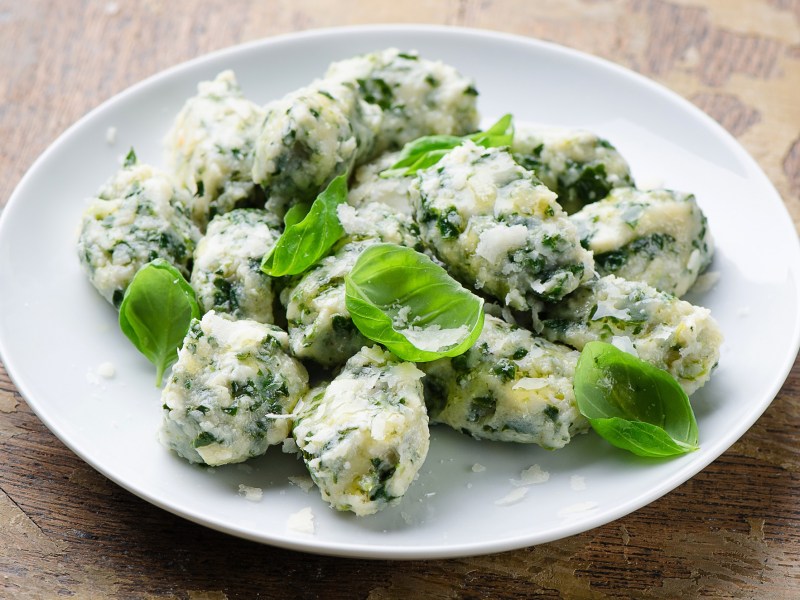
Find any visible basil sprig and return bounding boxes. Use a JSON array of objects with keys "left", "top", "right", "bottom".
[
  {"left": 261, "top": 174, "right": 348, "bottom": 277},
  {"left": 345, "top": 244, "right": 485, "bottom": 362},
  {"left": 573, "top": 342, "right": 699, "bottom": 458},
  {"left": 118, "top": 259, "right": 200, "bottom": 386},
  {"left": 380, "top": 114, "right": 514, "bottom": 178}
]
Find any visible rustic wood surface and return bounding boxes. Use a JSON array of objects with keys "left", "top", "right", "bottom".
[{"left": 1, "top": 0, "right": 798, "bottom": 598}]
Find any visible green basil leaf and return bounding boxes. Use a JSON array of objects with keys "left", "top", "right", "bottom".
[
  {"left": 344, "top": 243, "right": 485, "bottom": 361},
  {"left": 261, "top": 175, "right": 347, "bottom": 277},
  {"left": 589, "top": 417, "right": 697, "bottom": 458},
  {"left": 119, "top": 259, "right": 200, "bottom": 386},
  {"left": 382, "top": 135, "right": 464, "bottom": 175},
  {"left": 380, "top": 114, "right": 514, "bottom": 178},
  {"left": 476, "top": 113, "right": 512, "bottom": 137},
  {"left": 573, "top": 341, "right": 699, "bottom": 457},
  {"left": 467, "top": 113, "right": 514, "bottom": 147},
  {"left": 283, "top": 202, "right": 311, "bottom": 228},
  {"left": 399, "top": 149, "right": 453, "bottom": 174}
]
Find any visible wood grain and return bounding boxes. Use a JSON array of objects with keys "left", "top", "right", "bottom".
[{"left": 1, "top": 0, "right": 799, "bottom": 598}]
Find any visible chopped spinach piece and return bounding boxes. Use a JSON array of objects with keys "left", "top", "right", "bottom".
[
  {"left": 422, "top": 375, "right": 448, "bottom": 419},
  {"left": 467, "top": 395, "right": 497, "bottom": 423},
  {"left": 192, "top": 432, "right": 218, "bottom": 448},
  {"left": 357, "top": 77, "right": 394, "bottom": 111},
  {"left": 492, "top": 359, "right": 517, "bottom": 382},
  {"left": 123, "top": 148, "right": 137, "bottom": 168},
  {"left": 543, "top": 405, "right": 560, "bottom": 423}
]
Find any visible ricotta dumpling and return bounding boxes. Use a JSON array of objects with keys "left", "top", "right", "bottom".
[
  {"left": 160, "top": 311, "right": 308, "bottom": 466},
  {"left": 292, "top": 346, "right": 429, "bottom": 516},
  {"left": 253, "top": 49, "right": 480, "bottom": 214},
  {"left": 282, "top": 203, "right": 422, "bottom": 367},
  {"left": 570, "top": 188, "right": 713, "bottom": 297},
  {"left": 77, "top": 160, "right": 200, "bottom": 308},
  {"left": 410, "top": 142, "right": 594, "bottom": 310},
  {"left": 282, "top": 240, "right": 371, "bottom": 367},
  {"left": 252, "top": 80, "right": 381, "bottom": 213},
  {"left": 511, "top": 125, "right": 634, "bottom": 214},
  {"left": 325, "top": 48, "right": 480, "bottom": 153},
  {"left": 191, "top": 209, "right": 281, "bottom": 323},
  {"left": 165, "top": 70, "right": 265, "bottom": 230},
  {"left": 422, "top": 315, "right": 587, "bottom": 449},
  {"left": 540, "top": 275, "right": 722, "bottom": 395}
]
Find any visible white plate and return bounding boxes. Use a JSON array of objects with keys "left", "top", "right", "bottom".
[{"left": 1, "top": 25, "right": 799, "bottom": 559}]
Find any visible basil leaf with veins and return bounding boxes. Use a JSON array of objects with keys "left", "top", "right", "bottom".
[
  {"left": 345, "top": 243, "right": 484, "bottom": 362},
  {"left": 573, "top": 341, "right": 699, "bottom": 458},
  {"left": 282, "top": 201, "right": 311, "bottom": 229},
  {"left": 261, "top": 175, "right": 347, "bottom": 277},
  {"left": 118, "top": 259, "right": 200, "bottom": 386}
]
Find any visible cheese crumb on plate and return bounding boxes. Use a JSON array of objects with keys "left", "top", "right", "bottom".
[
  {"left": 288, "top": 475, "right": 315, "bottom": 493},
  {"left": 494, "top": 487, "right": 529, "bottom": 506},
  {"left": 570, "top": 475, "right": 586, "bottom": 491},
  {"left": 287, "top": 507, "right": 315, "bottom": 534},
  {"left": 238, "top": 484, "right": 263, "bottom": 502},
  {"left": 511, "top": 464, "right": 550, "bottom": 487}
]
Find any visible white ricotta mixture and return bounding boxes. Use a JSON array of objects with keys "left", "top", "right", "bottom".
[
  {"left": 160, "top": 312, "right": 308, "bottom": 466},
  {"left": 253, "top": 48, "right": 478, "bottom": 215},
  {"left": 347, "top": 150, "right": 413, "bottom": 215},
  {"left": 511, "top": 124, "right": 634, "bottom": 214},
  {"left": 253, "top": 80, "right": 380, "bottom": 214},
  {"left": 541, "top": 275, "right": 723, "bottom": 394},
  {"left": 282, "top": 203, "right": 420, "bottom": 367},
  {"left": 570, "top": 187, "right": 714, "bottom": 297},
  {"left": 475, "top": 224, "right": 529, "bottom": 265},
  {"left": 77, "top": 160, "right": 200, "bottom": 307},
  {"left": 165, "top": 70, "right": 265, "bottom": 230},
  {"left": 191, "top": 208, "right": 280, "bottom": 323},
  {"left": 281, "top": 240, "right": 372, "bottom": 367},
  {"left": 292, "top": 346, "right": 429, "bottom": 516},
  {"left": 410, "top": 142, "right": 594, "bottom": 310},
  {"left": 282, "top": 438, "right": 299, "bottom": 454},
  {"left": 325, "top": 48, "right": 479, "bottom": 154},
  {"left": 591, "top": 300, "right": 631, "bottom": 321},
  {"left": 422, "top": 314, "right": 588, "bottom": 448}
]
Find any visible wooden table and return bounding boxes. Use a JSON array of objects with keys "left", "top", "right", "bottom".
[{"left": 1, "top": 1, "right": 798, "bottom": 597}]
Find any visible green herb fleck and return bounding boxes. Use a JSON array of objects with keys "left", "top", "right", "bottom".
[
  {"left": 123, "top": 148, "right": 137, "bottom": 168},
  {"left": 193, "top": 432, "right": 218, "bottom": 448}
]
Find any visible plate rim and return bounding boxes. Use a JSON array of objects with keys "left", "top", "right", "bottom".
[{"left": 1, "top": 23, "right": 799, "bottom": 559}]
